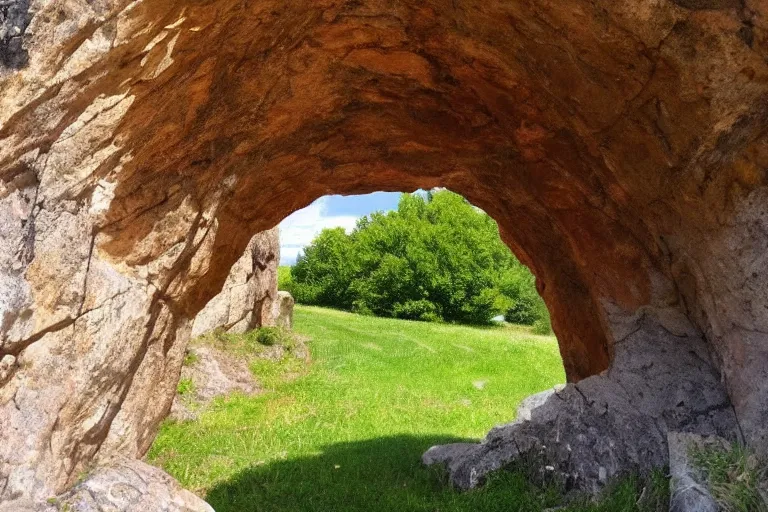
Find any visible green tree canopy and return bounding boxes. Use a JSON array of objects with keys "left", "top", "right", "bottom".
[{"left": 290, "top": 191, "right": 550, "bottom": 329}]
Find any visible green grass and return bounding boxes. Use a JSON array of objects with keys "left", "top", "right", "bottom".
[
  {"left": 183, "top": 350, "right": 200, "bottom": 367},
  {"left": 149, "top": 306, "right": 666, "bottom": 511},
  {"left": 278, "top": 265, "right": 293, "bottom": 293},
  {"left": 177, "top": 377, "right": 195, "bottom": 396},
  {"left": 691, "top": 442, "right": 767, "bottom": 512}
]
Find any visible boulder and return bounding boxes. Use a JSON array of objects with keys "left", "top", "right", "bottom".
[
  {"left": 0, "top": 0, "right": 767, "bottom": 504},
  {"left": 514, "top": 389, "right": 554, "bottom": 422},
  {"left": 424, "top": 316, "right": 737, "bottom": 492},
  {"left": 44, "top": 459, "right": 213, "bottom": 512},
  {"left": 272, "top": 292, "right": 295, "bottom": 331}
]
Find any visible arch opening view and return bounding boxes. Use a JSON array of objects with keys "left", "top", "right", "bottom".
[
  {"left": 1, "top": 0, "right": 767, "bottom": 509},
  {"left": 149, "top": 190, "right": 571, "bottom": 511}
]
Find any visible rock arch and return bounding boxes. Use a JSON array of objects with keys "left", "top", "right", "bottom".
[{"left": 0, "top": 0, "right": 766, "bottom": 505}]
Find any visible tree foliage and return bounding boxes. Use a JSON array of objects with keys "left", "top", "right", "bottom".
[{"left": 290, "top": 191, "right": 551, "bottom": 328}]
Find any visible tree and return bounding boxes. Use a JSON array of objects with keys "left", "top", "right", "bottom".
[{"left": 290, "top": 190, "right": 551, "bottom": 328}]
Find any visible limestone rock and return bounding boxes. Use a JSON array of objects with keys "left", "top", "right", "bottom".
[
  {"left": 0, "top": 0, "right": 767, "bottom": 503},
  {"left": 0, "top": 355, "right": 15, "bottom": 386},
  {"left": 514, "top": 389, "right": 554, "bottom": 422},
  {"left": 191, "top": 228, "right": 279, "bottom": 338},
  {"left": 0, "top": 0, "right": 32, "bottom": 69},
  {"left": 46, "top": 459, "right": 213, "bottom": 512},
  {"left": 272, "top": 292, "right": 295, "bottom": 331}
]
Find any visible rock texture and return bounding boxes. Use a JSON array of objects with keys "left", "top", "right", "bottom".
[
  {"left": 272, "top": 292, "right": 295, "bottom": 331},
  {"left": 40, "top": 459, "right": 213, "bottom": 512},
  {"left": 0, "top": 0, "right": 32, "bottom": 69},
  {"left": 0, "top": 460, "right": 213, "bottom": 512},
  {"left": 0, "top": 0, "right": 767, "bottom": 505},
  {"left": 190, "top": 228, "right": 279, "bottom": 338}
]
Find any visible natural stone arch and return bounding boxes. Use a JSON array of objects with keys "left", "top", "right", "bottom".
[{"left": 0, "top": 0, "right": 766, "bottom": 505}]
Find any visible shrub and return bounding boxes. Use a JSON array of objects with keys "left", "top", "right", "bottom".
[
  {"left": 254, "top": 327, "right": 286, "bottom": 347},
  {"left": 531, "top": 301, "right": 553, "bottom": 335},
  {"left": 392, "top": 299, "right": 442, "bottom": 322},
  {"left": 290, "top": 190, "right": 551, "bottom": 326},
  {"left": 532, "top": 317, "right": 553, "bottom": 336},
  {"left": 351, "top": 299, "right": 374, "bottom": 316}
]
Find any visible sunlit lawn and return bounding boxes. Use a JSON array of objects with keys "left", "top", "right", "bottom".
[{"left": 148, "top": 306, "right": 666, "bottom": 511}]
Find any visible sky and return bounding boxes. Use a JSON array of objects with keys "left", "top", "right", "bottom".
[{"left": 278, "top": 192, "right": 401, "bottom": 265}]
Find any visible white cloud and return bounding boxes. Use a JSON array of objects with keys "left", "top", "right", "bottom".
[{"left": 279, "top": 197, "right": 359, "bottom": 265}]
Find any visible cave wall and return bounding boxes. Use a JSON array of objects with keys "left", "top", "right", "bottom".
[{"left": 0, "top": 0, "right": 766, "bottom": 504}]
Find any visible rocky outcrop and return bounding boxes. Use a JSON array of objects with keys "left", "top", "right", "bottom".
[
  {"left": 190, "top": 228, "right": 279, "bottom": 338},
  {"left": 424, "top": 314, "right": 738, "bottom": 491},
  {"left": 272, "top": 292, "right": 295, "bottom": 331},
  {"left": 0, "top": 0, "right": 32, "bottom": 69},
  {"left": 0, "top": 0, "right": 767, "bottom": 505},
  {"left": 41, "top": 459, "right": 213, "bottom": 512}
]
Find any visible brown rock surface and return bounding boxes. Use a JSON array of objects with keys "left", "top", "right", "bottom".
[
  {"left": 0, "top": 0, "right": 767, "bottom": 504},
  {"left": 190, "top": 228, "right": 279, "bottom": 338}
]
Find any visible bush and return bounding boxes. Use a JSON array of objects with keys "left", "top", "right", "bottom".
[
  {"left": 254, "top": 327, "right": 286, "bottom": 347},
  {"left": 532, "top": 315, "right": 553, "bottom": 335},
  {"left": 531, "top": 299, "right": 553, "bottom": 335},
  {"left": 392, "top": 299, "right": 442, "bottom": 322},
  {"left": 290, "top": 190, "right": 551, "bottom": 326}
]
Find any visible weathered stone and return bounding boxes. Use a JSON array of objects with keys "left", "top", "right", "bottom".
[
  {"left": 514, "top": 389, "right": 554, "bottom": 422},
  {"left": 42, "top": 459, "right": 213, "bottom": 512},
  {"left": 0, "top": 0, "right": 766, "bottom": 504},
  {"left": 191, "top": 228, "right": 279, "bottom": 338},
  {"left": 272, "top": 292, "right": 295, "bottom": 331},
  {"left": 668, "top": 432, "right": 721, "bottom": 512},
  {"left": 0, "top": 0, "right": 31, "bottom": 69}
]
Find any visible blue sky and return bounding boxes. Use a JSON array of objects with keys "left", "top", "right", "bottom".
[{"left": 279, "top": 192, "right": 401, "bottom": 265}]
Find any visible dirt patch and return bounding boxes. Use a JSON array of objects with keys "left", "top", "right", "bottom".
[{"left": 170, "top": 332, "right": 310, "bottom": 421}]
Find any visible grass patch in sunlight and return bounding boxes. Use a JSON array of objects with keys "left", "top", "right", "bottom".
[{"left": 149, "top": 305, "right": 666, "bottom": 511}]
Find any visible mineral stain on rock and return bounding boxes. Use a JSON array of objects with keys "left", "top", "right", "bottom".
[{"left": 0, "top": 0, "right": 31, "bottom": 69}]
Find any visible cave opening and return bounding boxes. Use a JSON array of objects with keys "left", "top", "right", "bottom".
[{"left": 150, "top": 189, "right": 570, "bottom": 510}]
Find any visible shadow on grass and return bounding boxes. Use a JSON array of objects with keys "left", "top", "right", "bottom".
[{"left": 205, "top": 434, "right": 564, "bottom": 512}]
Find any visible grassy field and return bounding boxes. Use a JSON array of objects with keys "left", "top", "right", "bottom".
[{"left": 148, "top": 306, "right": 667, "bottom": 511}]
